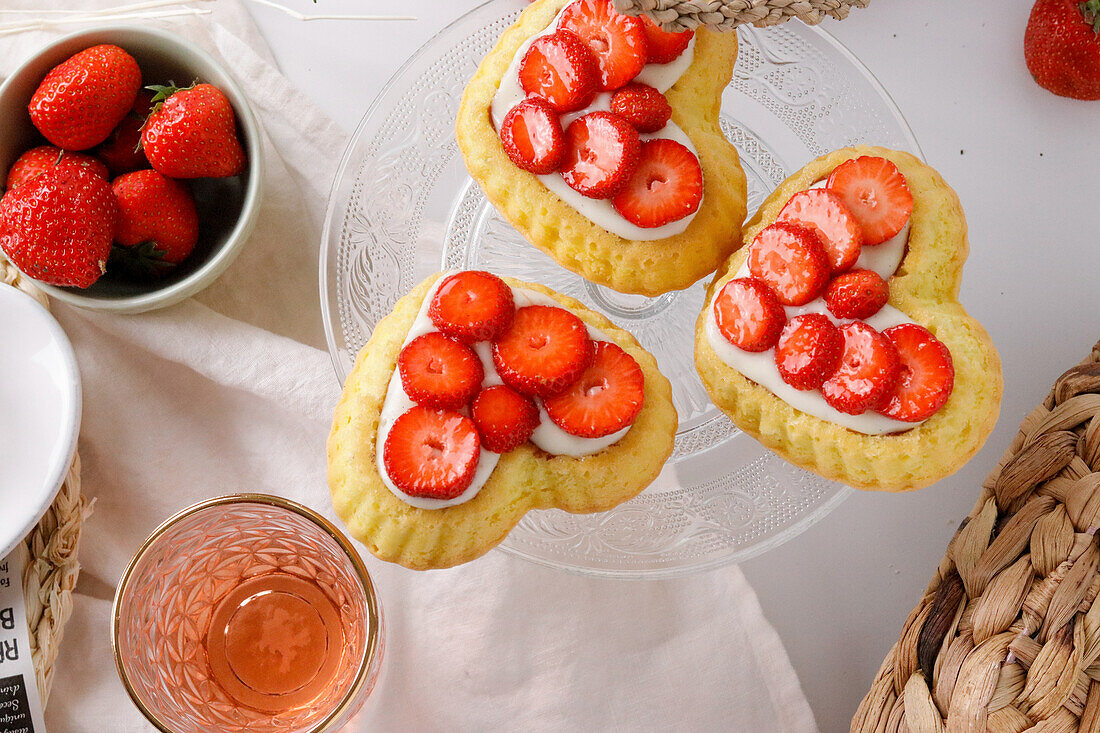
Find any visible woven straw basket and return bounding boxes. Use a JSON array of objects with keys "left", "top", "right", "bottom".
[
  {"left": 611, "top": 0, "right": 869, "bottom": 32},
  {"left": 853, "top": 340, "right": 1100, "bottom": 732},
  {"left": 1, "top": 255, "right": 89, "bottom": 705}
]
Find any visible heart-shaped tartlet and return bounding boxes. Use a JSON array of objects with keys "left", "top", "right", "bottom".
[
  {"left": 694, "top": 146, "right": 1002, "bottom": 492},
  {"left": 456, "top": 0, "right": 746, "bottom": 296},
  {"left": 328, "top": 272, "right": 677, "bottom": 569}
]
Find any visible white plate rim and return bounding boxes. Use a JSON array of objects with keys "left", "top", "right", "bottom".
[{"left": 0, "top": 286, "right": 82, "bottom": 560}]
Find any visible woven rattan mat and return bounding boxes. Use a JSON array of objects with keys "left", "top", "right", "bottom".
[
  {"left": 611, "top": 0, "right": 869, "bottom": 32},
  {"left": 2, "top": 256, "right": 89, "bottom": 705},
  {"left": 852, "top": 340, "right": 1100, "bottom": 731}
]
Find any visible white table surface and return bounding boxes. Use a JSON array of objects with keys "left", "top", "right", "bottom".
[{"left": 242, "top": 1, "right": 1100, "bottom": 730}]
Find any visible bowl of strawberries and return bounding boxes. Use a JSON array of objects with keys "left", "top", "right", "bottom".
[{"left": 0, "top": 25, "right": 263, "bottom": 312}]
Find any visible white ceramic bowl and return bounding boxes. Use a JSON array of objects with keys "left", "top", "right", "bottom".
[
  {"left": 0, "top": 286, "right": 81, "bottom": 559},
  {"left": 0, "top": 26, "right": 264, "bottom": 313}
]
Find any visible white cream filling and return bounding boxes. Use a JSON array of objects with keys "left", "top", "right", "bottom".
[
  {"left": 490, "top": 2, "right": 699, "bottom": 241},
  {"left": 703, "top": 181, "right": 918, "bottom": 436},
  {"left": 377, "top": 275, "right": 630, "bottom": 509}
]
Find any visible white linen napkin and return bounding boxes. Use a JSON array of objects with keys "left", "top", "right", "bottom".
[{"left": 1, "top": 2, "right": 819, "bottom": 730}]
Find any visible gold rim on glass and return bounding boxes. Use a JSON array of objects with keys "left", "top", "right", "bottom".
[{"left": 111, "top": 493, "right": 382, "bottom": 733}]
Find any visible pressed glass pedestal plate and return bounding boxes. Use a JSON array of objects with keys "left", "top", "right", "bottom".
[{"left": 320, "top": 0, "right": 922, "bottom": 579}]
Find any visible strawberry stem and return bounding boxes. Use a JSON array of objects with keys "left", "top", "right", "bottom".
[
  {"left": 146, "top": 83, "right": 182, "bottom": 104},
  {"left": 144, "top": 80, "right": 198, "bottom": 115},
  {"left": 1082, "top": 0, "right": 1100, "bottom": 33},
  {"left": 108, "top": 242, "right": 173, "bottom": 280}
]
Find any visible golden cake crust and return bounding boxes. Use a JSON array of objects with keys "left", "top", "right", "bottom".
[
  {"left": 455, "top": 0, "right": 747, "bottom": 297},
  {"left": 694, "top": 146, "right": 1003, "bottom": 492},
  {"left": 328, "top": 274, "right": 678, "bottom": 569}
]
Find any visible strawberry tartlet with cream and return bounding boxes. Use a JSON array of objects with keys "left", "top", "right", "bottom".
[
  {"left": 703, "top": 155, "right": 956, "bottom": 434},
  {"left": 328, "top": 270, "right": 679, "bottom": 568},
  {"left": 457, "top": 0, "right": 746, "bottom": 295},
  {"left": 490, "top": 0, "right": 702, "bottom": 238},
  {"left": 378, "top": 270, "right": 646, "bottom": 509}
]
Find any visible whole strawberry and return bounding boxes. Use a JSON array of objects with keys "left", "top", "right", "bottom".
[
  {"left": 112, "top": 170, "right": 199, "bottom": 267},
  {"left": 6, "top": 146, "right": 108, "bottom": 190},
  {"left": 0, "top": 166, "right": 117, "bottom": 288},
  {"left": 29, "top": 44, "right": 142, "bottom": 150},
  {"left": 141, "top": 83, "right": 246, "bottom": 178},
  {"left": 1025, "top": 0, "right": 1100, "bottom": 100},
  {"left": 96, "top": 90, "right": 155, "bottom": 176}
]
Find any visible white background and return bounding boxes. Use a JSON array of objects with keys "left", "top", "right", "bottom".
[{"left": 241, "top": 1, "right": 1100, "bottom": 730}]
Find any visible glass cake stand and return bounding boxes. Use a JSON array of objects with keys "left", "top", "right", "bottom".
[{"left": 320, "top": 0, "right": 922, "bottom": 578}]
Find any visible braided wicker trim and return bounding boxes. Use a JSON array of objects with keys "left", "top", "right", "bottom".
[
  {"left": 611, "top": 0, "right": 870, "bottom": 32},
  {"left": 852, "top": 340, "right": 1100, "bottom": 732},
  {"left": 1, "top": 256, "right": 89, "bottom": 705}
]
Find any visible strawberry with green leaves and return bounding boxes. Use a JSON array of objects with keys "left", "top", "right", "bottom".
[
  {"left": 1025, "top": 0, "right": 1100, "bottom": 100},
  {"left": 0, "top": 166, "right": 117, "bottom": 288},
  {"left": 141, "top": 83, "right": 247, "bottom": 178},
  {"left": 111, "top": 170, "right": 199, "bottom": 271},
  {"left": 28, "top": 44, "right": 141, "bottom": 151}
]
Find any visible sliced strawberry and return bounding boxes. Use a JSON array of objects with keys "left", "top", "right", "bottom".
[
  {"left": 610, "top": 83, "right": 672, "bottom": 132},
  {"left": 747, "top": 222, "right": 831, "bottom": 306},
  {"left": 876, "top": 324, "right": 954, "bottom": 422},
  {"left": 774, "top": 314, "right": 843, "bottom": 391},
  {"left": 776, "top": 188, "right": 863, "bottom": 272},
  {"left": 712, "top": 277, "right": 786, "bottom": 352},
  {"left": 561, "top": 111, "right": 640, "bottom": 199},
  {"left": 398, "top": 332, "right": 484, "bottom": 410},
  {"left": 429, "top": 271, "right": 515, "bottom": 342},
  {"left": 639, "top": 14, "right": 694, "bottom": 64},
  {"left": 471, "top": 385, "right": 540, "bottom": 453},
  {"left": 821, "top": 322, "right": 900, "bottom": 415},
  {"left": 612, "top": 138, "right": 701, "bottom": 228},
  {"left": 826, "top": 156, "right": 913, "bottom": 245},
  {"left": 383, "top": 406, "right": 480, "bottom": 500},
  {"left": 493, "top": 305, "right": 593, "bottom": 397},
  {"left": 500, "top": 98, "right": 565, "bottom": 174},
  {"left": 518, "top": 29, "right": 600, "bottom": 113},
  {"left": 559, "top": 0, "right": 647, "bottom": 91},
  {"left": 825, "top": 269, "right": 889, "bottom": 321},
  {"left": 544, "top": 341, "right": 644, "bottom": 438}
]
